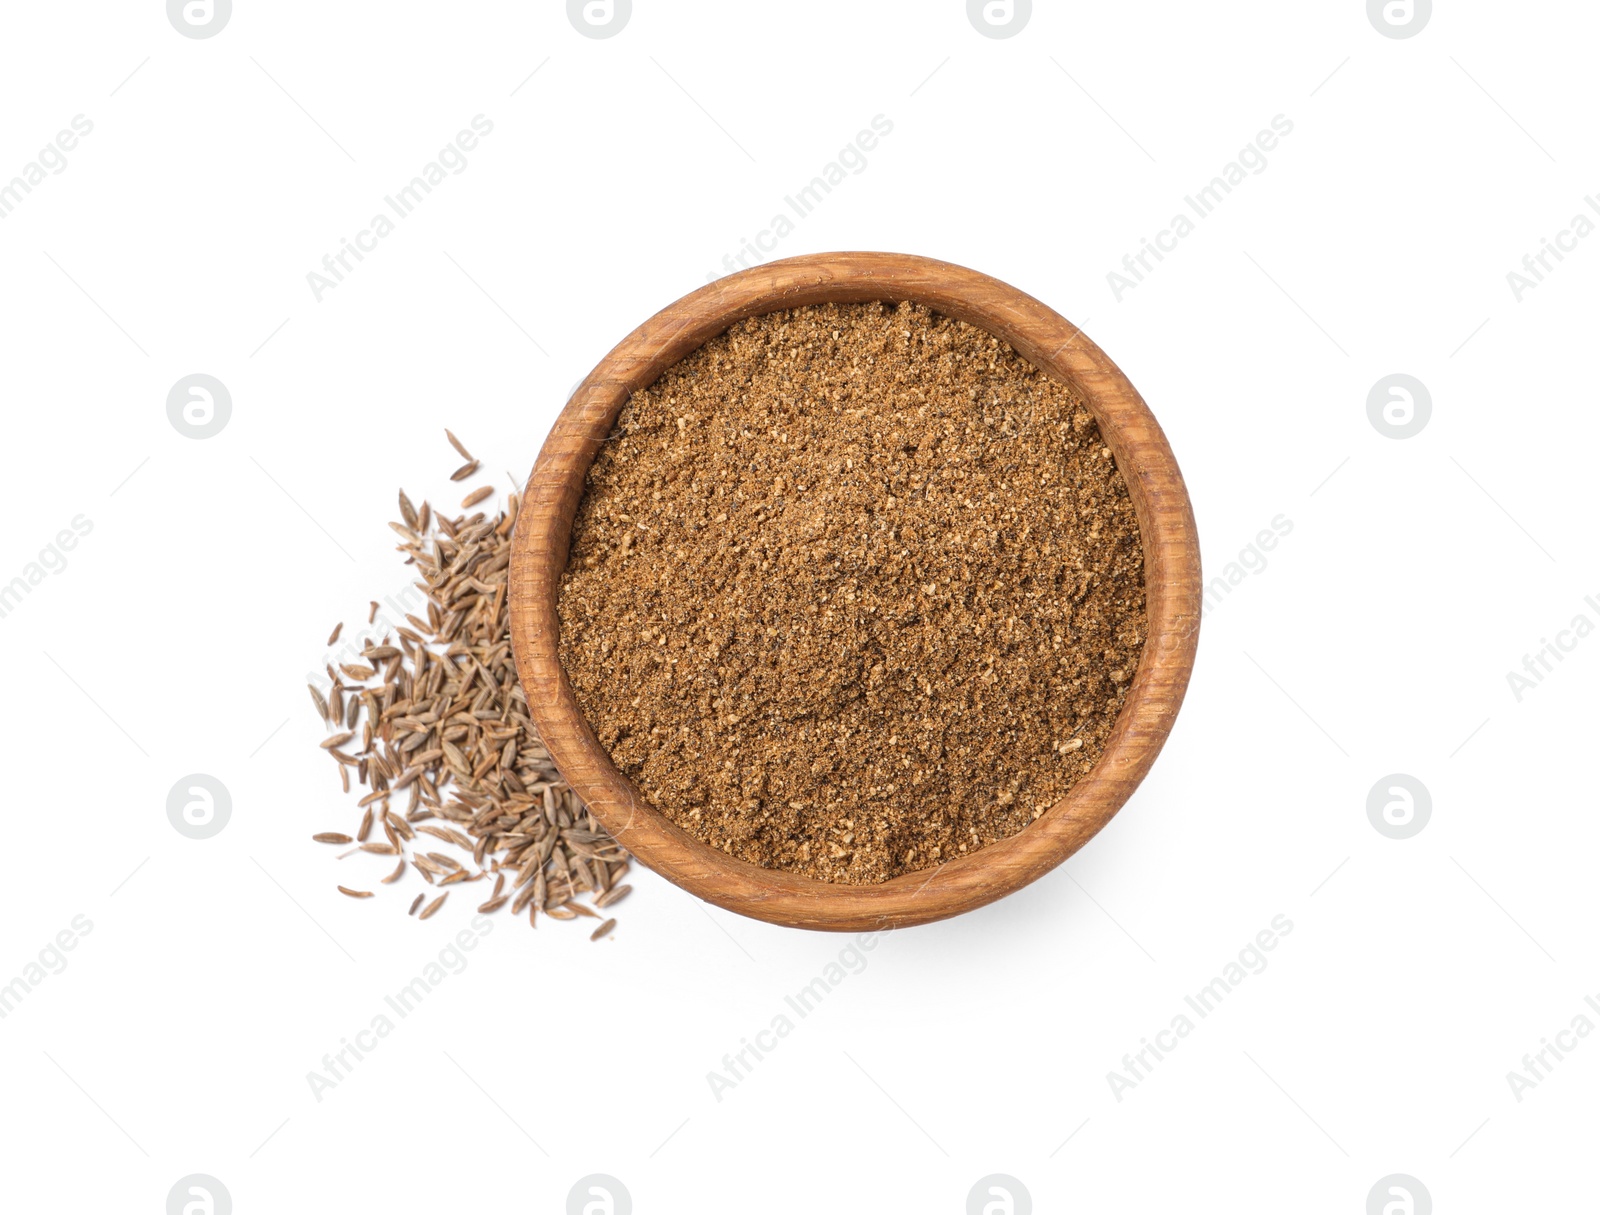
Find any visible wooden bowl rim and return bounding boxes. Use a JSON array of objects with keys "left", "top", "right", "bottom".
[{"left": 510, "top": 251, "right": 1200, "bottom": 931}]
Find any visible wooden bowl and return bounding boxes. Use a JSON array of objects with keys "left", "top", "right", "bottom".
[{"left": 510, "top": 252, "right": 1200, "bottom": 932}]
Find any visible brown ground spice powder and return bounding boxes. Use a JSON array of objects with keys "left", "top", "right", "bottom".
[{"left": 557, "top": 301, "right": 1146, "bottom": 884}]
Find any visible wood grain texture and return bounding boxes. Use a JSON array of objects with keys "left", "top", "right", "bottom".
[{"left": 510, "top": 252, "right": 1201, "bottom": 931}]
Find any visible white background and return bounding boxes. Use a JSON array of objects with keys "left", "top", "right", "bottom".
[{"left": 1, "top": 2, "right": 1594, "bottom": 1211}]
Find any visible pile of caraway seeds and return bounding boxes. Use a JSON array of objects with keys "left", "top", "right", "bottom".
[{"left": 309, "top": 431, "right": 626, "bottom": 941}]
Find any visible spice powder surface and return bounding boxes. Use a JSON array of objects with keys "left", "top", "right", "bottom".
[{"left": 557, "top": 301, "right": 1146, "bottom": 884}]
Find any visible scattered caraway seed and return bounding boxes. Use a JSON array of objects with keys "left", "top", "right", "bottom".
[
  {"left": 338, "top": 886, "right": 373, "bottom": 899},
  {"left": 368, "top": 600, "right": 379, "bottom": 624},
  {"left": 590, "top": 918, "right": 616, "bottom": 942},
  {"left": 312, "top": 832, "right": 353, "bottom": 844},
  {"left": 417, "top": 824, "right": 472, "bottom": 849},
  {"left": 445, "top": 429, "right": 474, "bottom": 461},
  {"left": 307, "top": 444, "right": 632, "bottom": 934},
  {"left": 327, "top": 622, "right": 343, "bottom": 645},
  {"left": 450, "top": 459, "right": 480, "bottom": 482},
  {"left": 460, "top": 485, "right": 493, "bottom": 508}
]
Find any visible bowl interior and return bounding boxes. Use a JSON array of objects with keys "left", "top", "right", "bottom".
[{"left": 509, "top": 252, "right": 1200, "bottom": 931}]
